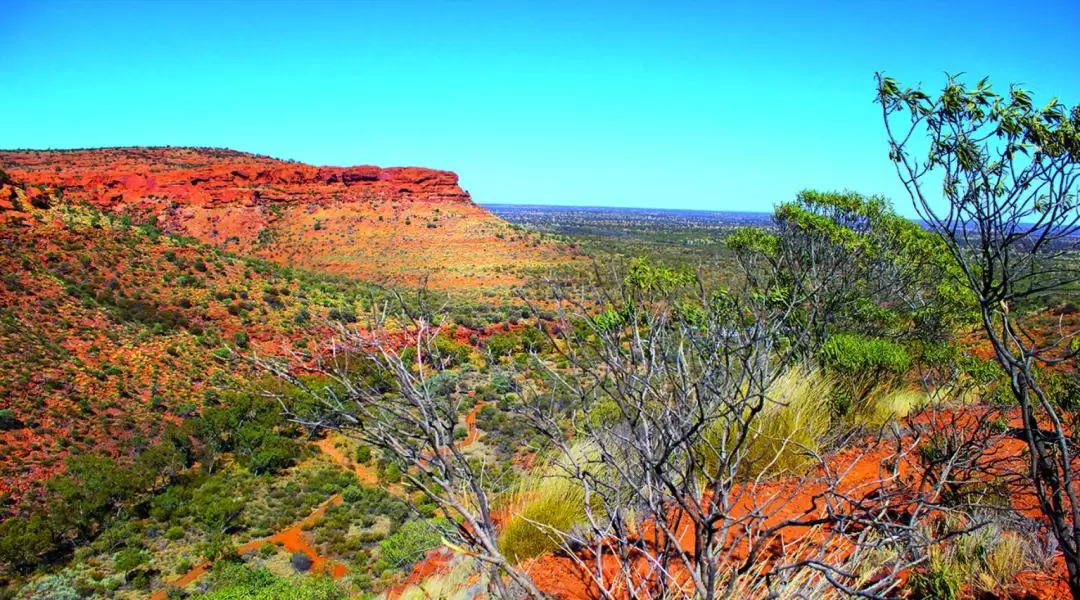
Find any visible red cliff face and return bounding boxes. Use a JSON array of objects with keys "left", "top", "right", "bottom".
[
  {"left": 0, "top": 147, "right": 473, "bottom": 209},
  {"left": 0, "top": 147, "right": 567, "bottom": 290}
]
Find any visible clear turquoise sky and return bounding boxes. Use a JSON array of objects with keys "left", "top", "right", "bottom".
[{"left": 2, "top": 0, "right": 1078, "bottom": 214}]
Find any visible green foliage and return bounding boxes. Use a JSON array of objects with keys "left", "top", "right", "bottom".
[
  {"left": 726, "top": 226, "right": 779, "bottom": 258},
  {"left": 732, "top": 189, "right": 975, "bottom": 350},
  {"left": 328, "top": 306, "right": 357, "bottom": 323},
  {"left": 0, "top": 514, "right": 57, "bottom": 573},
  {"left": 112, "top": 547, "right": 149, "bottom": 572},
  {"left": 821, "top": 334, "right": 911, "bottom": 417},
  {"left": 15, "top": 574, "right": 80, "bottom": 600},
  {"left": 0, "top": 408, "right": 19, "bottom": 430},
  {"left": 189, "top": 476, "right": 246, "bottom": 534},
  {"left": 189, "top": 391, "right": 300, "bottom": 474},
  {"left": 198, "top": 561, "right": 345, "bottom": 600},
  {"left": 434, "top": 334, "right": 471, "bottom": 367},
  {"left": 498, "top": 472, "right": 588, "bottom": 564},
  {"left": 591, "top": 306, "right": 627, "bottom": 333},
  {"left": 377, "top": 519, "right": 448, "bottom": 570},
  {"left": 624, "top": 256, "right": 694, "bottom": 293},
  {"left": 354, "top": 445, "right": 372, "bottom": 464},
  {"left": 820, "top": 334, "right": 911, "bottom": 379},
  {"left": 908, "top": 549, "right": 963, "bottom": 600}
]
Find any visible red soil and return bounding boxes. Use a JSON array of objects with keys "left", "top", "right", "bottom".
[
  {"left": 396, "top": 407, "right": 1078, "bottom": 599},
  {"left": 315, "top": 436, "right": 381, "bottom": 487},
  {"left": 150, "top": 495, "right": 346, "bottom": 599}
]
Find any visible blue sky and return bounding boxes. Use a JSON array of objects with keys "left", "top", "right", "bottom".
[{"left": 2, "top": 0, "right": 1078, "bottom": 215}]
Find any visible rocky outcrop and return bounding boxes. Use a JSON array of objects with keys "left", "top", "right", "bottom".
[
  {"left": 0, "top": 147, "right": 566, "bottom": 291},
  {"left": 0, "top": 147, "right": 472, "bottom": 209}
]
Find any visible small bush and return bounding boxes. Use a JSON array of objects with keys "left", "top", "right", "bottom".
[
  {"left": 378, "top": 519, "right": 446, "bottom": 570},
  {"left": 700, "top": 367, "right": 832, "bottom": 480},
  {"left": 291, "top": 551, "right": 313, "bottom": 572},
  {"left": 908, "top": 546, "right": 962, "bottom": 600},
  {"left": 165, "top": 526, "right": 184, "bottom": 541},
  {"left": 113, "top": 547, "right": 150, "bottom": 572},
  {"left": 355, "top": 445, "right": 372, "bottom": 464},
  {"left": 820, "top": 334, "right": 910, "bottom": 378},
  {"left": 0, "top": 408, "right": 20, "bottom": 430}
]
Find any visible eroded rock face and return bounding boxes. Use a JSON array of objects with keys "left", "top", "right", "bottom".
[
  {"left": 0, "top": 147, "right": 472, "bottom": 209},
  {"left": 0, "top": 147, "right": 566, "bottom": 290}
]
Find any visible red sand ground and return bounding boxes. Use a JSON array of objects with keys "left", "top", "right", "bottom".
[
  {"left": 396, "top": 408, "right": 1076, "bottom": 599},
  {"left": 150, "top": 495, "right": 346, "bottom": 599}
]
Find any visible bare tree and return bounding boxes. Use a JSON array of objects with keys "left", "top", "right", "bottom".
[
  {"left": 877, "top": 72, "right": 1080, "bottom": 597},
  {"left": 255, "top": 287, "right": 544, "bottom": 599},
  {"left": 510, "top": 256, "right": 960, "bottom": 598}
]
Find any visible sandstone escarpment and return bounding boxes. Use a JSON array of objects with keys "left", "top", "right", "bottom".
[
  {"left": 0, "top": 147, "right": 472, "bottom": 209},
  {"left": 0, "top": 147, "right": 567, "bottom": 290}
]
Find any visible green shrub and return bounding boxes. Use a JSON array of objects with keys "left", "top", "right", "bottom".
[
  {"left": 908, "top": 547, "right": 963, "bottom": 600},
  {"left": 354, "top": 445, "right": 371, "bottom": 464},
  {"left": 378, "top": 519, "right": 446, "bottom": 570},
  {"left": 113, "top": 547, "right": 150, "bottom": 572},
  {"left": 820, "top": 334, "right": 911, "bottom": 416},
  {"left": 700, "top": 367, "right": 832, "bottom": 480},
  {"left": 341, "top": 485, "right": 364, "bottom": 503},
  {"left": 165, "top": 525, "right": 184, "bottom": 540},
  {"left": 820, "top": 334, "right": 911, "bottom": 377},
  {"left": 498, "top": 475, "right": 587, "bottom": 564},
  {"left": 0, "top": 408, "right": 19, "bottom": 430}
]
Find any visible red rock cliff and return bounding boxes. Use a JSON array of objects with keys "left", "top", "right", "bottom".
[
  {"left": 0, "top": 147, "right": 472, "bottom": 209},
  {"left": 0, "top": 146, "right": 566, "bottom": 291}
]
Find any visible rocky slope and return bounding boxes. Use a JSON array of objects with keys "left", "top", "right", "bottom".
[{"left": 0, "top": 147, "right": 568, "bottom": 290}]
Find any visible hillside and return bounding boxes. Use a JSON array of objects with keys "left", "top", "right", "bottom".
[
  {"left": 0, "top": 170, "right": 538, "bottom": 512},
  {"left": 0, "top": 147, "right": 570, "bottom": 291}
]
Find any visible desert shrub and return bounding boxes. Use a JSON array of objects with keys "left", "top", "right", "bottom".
[
  {"left": 498, "top": 472, "right": 589, "bottom": 564},
  {"left": 341, "top": 485, "right": 364, "bottom": 503},
  {"left": 328, "top": 306, "right": 357, "bottom": 324},
  {"left": 291, "top": 552, "right": 312, "bottom": 572},
  {"left": 434, "top": 335, "right": 471, "bottom": 367},
  {"left": 165, "top": 525, "right": 184, "bottom": 540},
  {"left": 113, "top": 547, "right": 149, "bottom": 572},
  {"left": 908, "top": 546, "right": 963, "bottom": 600},
  {"left": 198, "top": 534, "right": 237, "bottom": 561},
  {"left": 699, "top": 367, "right": 832, "bottom": 480},
  {"left": 16, "top": 574, "right": 80, "bottom": 600},
  {"left": 0, "top": 408, "right": 20, "bottom": 430},
  {"left": 907, "top": 521, "right": 1032, "bottom": 598},
  {"left": 820, "top": 334, "right": 911, "bottom": 379},
  {"left": 0, "top": 514, "right": 58, "bottom": 573},
  {"left": 377, "top": 519, "right": 447, "bottom": 570},
  {"left": 354, "top": 445, "right": 371, "bottom": 464},
  {"left": 200, "top": 561, "right": 345, "bottom": 599},
  {"left": 485, "top": 332, "right": 521, "bottom": 357},
  {"left": 820, "top": 334, "right": 911, "bottom": 416}
]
